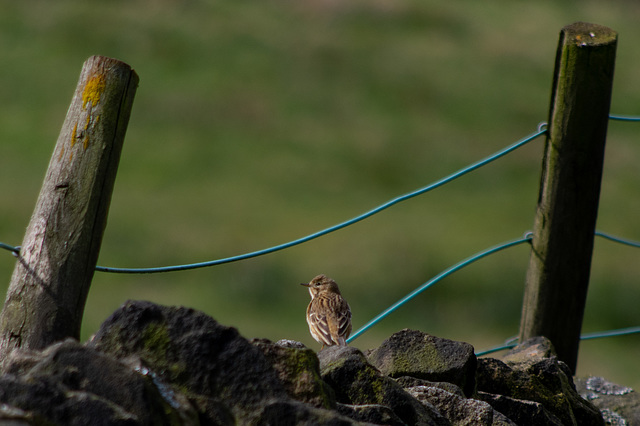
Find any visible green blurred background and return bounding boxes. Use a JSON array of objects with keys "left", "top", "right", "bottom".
[{"left": 1, "top": 0, "right": 639, "bottom": 387}]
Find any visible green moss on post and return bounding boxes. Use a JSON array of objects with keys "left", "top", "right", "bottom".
[{"left": 520, "top": 22, "right": 617, "bottom": 374}]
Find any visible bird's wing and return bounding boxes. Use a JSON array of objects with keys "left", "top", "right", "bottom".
[
  {"left": 309, "top": 311, "right": 334, "bottom": 346},
  {"left": 326, "top": 300, "right": 351, "bottom": 345},
  {"left": 338, "top": 301, "right": 352, "bottom": 340}
]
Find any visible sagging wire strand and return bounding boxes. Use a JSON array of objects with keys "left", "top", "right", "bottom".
[
  {"left": 2, "top": 112, "right": 638, "bottom": 269},
  {"left": 0, "top": 123, "right": 548, "bottom": 274}
]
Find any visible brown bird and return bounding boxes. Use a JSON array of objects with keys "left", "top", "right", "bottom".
[{"left": 301, "top": 274, "right": 352, "bottom": 348}]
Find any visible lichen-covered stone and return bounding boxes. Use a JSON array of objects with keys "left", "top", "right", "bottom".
[
  {"left": 575, "top": 376, "right": 639, "bottom": 425},
  {"left": 367, "top": 329, "right": 476, "bottom": 397},
  {"left": 0, "top": 338, "right": 186, "bottom": 426},
  {"left": 87, "top": 300, "right": 363, "bottom": 425},
  {"left": 336, "top": 403, "right": 406, "bottom": 426},
  {"left": 500, "top": 336, "right": 556, "bottom": 364},
  {"left": 88, "top": 300, "right": 289, "bottom": 425},
  {"left": 255, "top": 400, "right": 367, "bottom": 425},
  {"left": 0, "top": 403, "right": 49, "bottom": 425},
  {"left": 319, "top": 345, "right": 447, "bottom": 426},
  {"left": 477, "top": 337, "right": 604, "bottom": 426},
  {"left": 0, "top": 301, "right": 621, "bottom": 426},
  {"left": 408, "top": 385, "right": 518, "bottom": 426},
  {"left": 476, "top": 392, "right": 563, "bottom": 426},
  {"left": 251, "top": 338, "right": 336, "bottom": 409},
  {"left": 395, "top": 376, "right": 466, "bottom": 398}
]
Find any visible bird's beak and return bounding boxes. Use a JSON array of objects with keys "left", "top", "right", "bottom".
[{"left": 300, "top": 282, "right": 310, "bottom": 287}]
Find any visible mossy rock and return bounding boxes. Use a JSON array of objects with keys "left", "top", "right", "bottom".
[
  {"left": 367, "top": 329, "right": 477, "bottom": 397},
  {"left": 251, "top": 338, "right": 336, "bottom": 409},
  {"left": 318, "top": 345, "right": 446, "bottom": 426}
]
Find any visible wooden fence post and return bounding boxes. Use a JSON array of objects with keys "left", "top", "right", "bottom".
[
  {"left": 0, "top": 56, "right": 138, "bottom": 362},
  {"left": 519, "top": 22, "right": 617, "bottom": 373}
]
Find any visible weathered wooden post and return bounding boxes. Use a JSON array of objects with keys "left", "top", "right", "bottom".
[
  {"left": 519, "top": 22, "right": 617, "bottom": 373},
  {"left": 0, "top": 56, "right": 138, "bottom": 362}
]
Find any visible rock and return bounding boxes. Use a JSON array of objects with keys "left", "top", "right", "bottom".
[
  {"left": 275, "top": 339, "right": 307, "bottom": 349},
  {"left": 600, "top": 409, "right": 629, "bottom": 426},
  {"left": 336, "top": 403, "right": 406, "bottom": 426},
  {"left": 88, "top": 300, "right": 289, "bottom": 425},
  {"left": 0, "top": 301, "right": 625, "bottom": 426},
  {"left": 367, "top": 329, "right": 476, "bottom": 397},
  {"left": 477, "top": 337, "right": 604, "bottom": 426},
  {"left": 408, "top": 386, "right": 517, "bottom": 426},
  {"left": 575, "top": 376, "right": 639, "bottom": 425},
  {"left": 87, "top": 300, "right": 366, "bottom": 425},
  {"left": 476, "top": 392, "right": 563, "bottom": 426},
  {"left": 500, "top": 336, "right": 556, "bottom": 363},
  {"left": 0, "top": 338, "right": 185, "bottom": 426},
  {"left": 251, "top": 338, "right": 336, "bottom": 409},
  {"left": 319, "top": 345, "right": 447, "bottom": 426},
  {"left": 395, "top": 376, "right": 466, "bottom": 398},
  {"left": 254, "top": 400, "right": 370, "bottom": 425},
  {"left": 0, "top": 403, "right": 45, "bottom": 425}
]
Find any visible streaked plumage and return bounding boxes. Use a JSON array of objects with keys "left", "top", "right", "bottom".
[{"left": 301, "top": 274, "right": 352, "bottom": 348}]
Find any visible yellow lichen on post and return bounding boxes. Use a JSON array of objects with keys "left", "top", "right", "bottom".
[
  {"left": 0, "top": 55, "right": 139, "bottom": 360},
  {"left": 82, "top": 74, "right": 106, "bottom": 109},
  {"left": 70, "top": 123, "right": 78, "bottom": 148}
]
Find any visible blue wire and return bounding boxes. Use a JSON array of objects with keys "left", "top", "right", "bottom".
[
  {"left": 346, "top": 234, "right": 533, "bottom": 343},
  {"left": 475, "top": 343, "right": 518, "bottom": 357},
  {"left": 93, "top": 125, "right": 547, "bottom": 274},
  {"left": 476, "top": 326, "right": 640, "bottom": 356},
  {"left": 580, "top": 326, "right": 640, "bottom": 340},
  {"left": 609, "top": 114, "right": 640, "bottom": 122},
  {"left": 0, "top": 242, "right": 19, "bottom": 256},
  {"left": 4, "top": 117, "right": 639, "bottom": 274},
  {"left": 596, "top": 231, "right": 640, "bottom": 248}
]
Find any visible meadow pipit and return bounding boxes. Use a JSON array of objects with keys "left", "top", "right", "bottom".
[{"left": 301, "top": 274, "right": 352, "bottom": 348}]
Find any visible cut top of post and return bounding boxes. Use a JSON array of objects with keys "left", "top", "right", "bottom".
[{"left": 562, "top": 22, "right": 617, "bottom": 47}]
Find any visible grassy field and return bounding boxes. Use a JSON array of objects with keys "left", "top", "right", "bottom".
[{"left": 1, "top": 0, "right": 640, "bottom": 387}]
